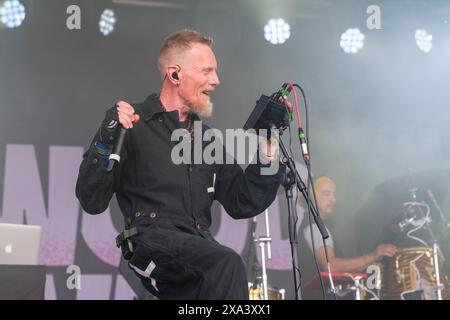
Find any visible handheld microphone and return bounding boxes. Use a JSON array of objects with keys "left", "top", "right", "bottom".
[{"left": 107, "top": 127, "right": 126, "bottom": 172}]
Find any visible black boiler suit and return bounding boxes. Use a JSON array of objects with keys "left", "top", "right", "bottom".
[{"left": 76, "top": 94, "right": 285, "bottom": 299}]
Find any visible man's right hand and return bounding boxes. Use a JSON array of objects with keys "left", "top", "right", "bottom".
[{"left": 117, "top": 101, "right": 140, "bottom": 129}]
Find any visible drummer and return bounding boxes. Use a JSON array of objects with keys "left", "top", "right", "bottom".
[{"left": 300, "top": 176, "right": 397, "bottom": 272}]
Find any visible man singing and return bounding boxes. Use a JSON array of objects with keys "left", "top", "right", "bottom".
[{"left": 76, "top": 29, "right": 285, "bottom": 299}]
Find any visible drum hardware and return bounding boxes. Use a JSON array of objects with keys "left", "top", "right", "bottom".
[
  {"left": 254, "top": 209, "right": 273, "bottom": 300},
  {"left": 432, "top": 242, "right": 443, "bottom": 300},
  {"left": 345, "top": 273, "right": 378, "bottom": 300},
  {"left": 256, "top": 234, "right": 272, "bottom": 300},
  {"left": 248, "top": 210, "right": 285, "bottom": 300},
  {"left": 400, "top": 188, "right": 445, "bottom": 299},
  {"left": 368, "top": 171, "right": 450, "bottom": 299},
  {"left": 380, "top": 247, "right": 450, "bottom": 300},
  {"left": 248, "top": 283, "right": 286, "bottom": 300},
  {"left": 346, "top": 276, "right": 364, "bottom": 300}
]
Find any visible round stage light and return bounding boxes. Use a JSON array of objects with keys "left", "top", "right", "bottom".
[
  {"left": 0, "top": 0, "right": 26, "bottom": 29},
  {"left": 340, "top": 28, "right": 365, "bottom": 54},
  {"left": 264, "top": 18, "right": 290, "bottom": 45},
  {"left": 99, "top": 9, "right": 116, "bottom": 36},
  {"left": 415, "top": 29, "right": 432, "bottom": 53}
]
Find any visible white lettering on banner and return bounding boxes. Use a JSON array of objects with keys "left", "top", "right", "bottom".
[
  {"left": 81, "top": 206, "right": 121, "bottom": 267},
  {"left": 1, "top": 144, "right": 46, "bottom": 224},
  {"left": 76, "top": 275, "right": 112, "bottom": 300},
  {"left": 0, "top": 144, "right": 303, "bottom": 298},
  {"left": 1, "top": 145, "right": 80, "bottom": 265}
]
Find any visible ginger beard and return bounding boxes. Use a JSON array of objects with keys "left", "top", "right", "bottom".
[
  {"left": 188, "top": 98, "right": 213, "bottom": 118},
  {"left": 179, "top": 44, "right": 218, "bottom": 119}
]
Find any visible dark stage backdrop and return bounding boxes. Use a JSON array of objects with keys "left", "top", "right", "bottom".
[{"left": 1, "top": 0, "right": 450, "bottom": 299}]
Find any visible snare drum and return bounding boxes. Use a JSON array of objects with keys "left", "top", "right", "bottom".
[
  {"left": 380, "top": 247, "right": 450, "bottom": 300},
  {"left": 248, "top": 283, "right": 285, "bottom": 300}
]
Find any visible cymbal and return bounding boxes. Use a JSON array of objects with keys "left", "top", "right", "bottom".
[
  {"left": 354, "top": 168, "right": 450, "bottom": 254},
  {"left": 374, "top": 168, "right": 450, "bottom": 199}
]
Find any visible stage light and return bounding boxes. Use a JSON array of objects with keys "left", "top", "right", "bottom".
[
  {"left": 415, "top": 29, "right": 432, "bottom": 53},
  {"left": 340, "top": 28, "right": 365, "bottom": 54},
  {"left": 99, "top": 8, "right": 116, "bottom": 36},
  {"left": 0, "top": 0, "right": 25, "bottom": 29},
  {"left": 264, "top": 18, "right": 290, "bottom": 45}
]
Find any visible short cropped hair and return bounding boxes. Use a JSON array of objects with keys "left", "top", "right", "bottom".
[{"left": 158, "top": 29, "right": 213, "bottom": 76}]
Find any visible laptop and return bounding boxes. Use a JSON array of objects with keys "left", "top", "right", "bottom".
[{"left": 0, "top": 223, "right": 42, "bottom": 265}]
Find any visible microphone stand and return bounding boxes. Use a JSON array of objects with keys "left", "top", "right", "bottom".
[
  {"left": 282, "top": 167, "right": 302, "bottom": 300},
  {"left": 275, "top": 130, "right": 329, "bottom": 300},
  {"left": 278, "top": 135, "right": 329, "bottom": 240},
  {"left": 244, "top": 89, "right": 328, "bottom": 299}
]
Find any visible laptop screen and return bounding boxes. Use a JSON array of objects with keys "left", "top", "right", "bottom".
[{"left": 0, "top": 223, "right": 42, "bottom": 265}]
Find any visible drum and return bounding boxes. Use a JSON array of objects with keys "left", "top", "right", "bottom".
[
  {"left": 380, "top": 247, "right": 450, "bottom": 300},
  {"left": 248, "top": 283, "right": 285, "bottom": 300}
]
